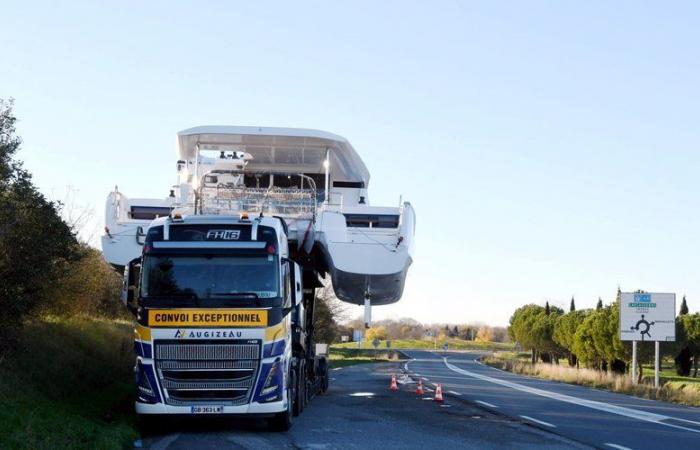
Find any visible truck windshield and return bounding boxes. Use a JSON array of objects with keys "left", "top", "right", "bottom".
[{"left": 141, "top": 255, "right": 279, "bottom": 302}]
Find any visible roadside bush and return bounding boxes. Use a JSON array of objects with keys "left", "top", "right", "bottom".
[
  {"left": 0, "top": 99, "right": 79, "bottom": 354},
  {"left": 39, "top": 246, "right": 125, "bottom": 319}
]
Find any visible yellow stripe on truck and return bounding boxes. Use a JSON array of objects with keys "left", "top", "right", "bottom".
[
  {"left": 134, "top": 324, "right": 151, "bottom": 342},
  {"left": 265, "top": 319, "right": 287, "bottom": 341},
  {"left": 148, "top": 309, "right": 268, "bottom": 327}
]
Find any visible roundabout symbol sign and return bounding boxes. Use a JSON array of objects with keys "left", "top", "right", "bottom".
[{"left": 619, "top": 292, "right": 675, "bottom": 342}]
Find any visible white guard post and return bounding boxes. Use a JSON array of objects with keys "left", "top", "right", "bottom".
[{"left": 364, "top": 297, "right": 371, "bottom": 329}]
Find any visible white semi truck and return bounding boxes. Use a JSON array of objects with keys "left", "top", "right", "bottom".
[{"left": 103, "top": 127, "right": 415, "bottom": 429}]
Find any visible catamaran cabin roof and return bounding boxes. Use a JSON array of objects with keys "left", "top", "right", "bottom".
[{"left": 177, "top": 126, "right": 370, "bottom": 185}]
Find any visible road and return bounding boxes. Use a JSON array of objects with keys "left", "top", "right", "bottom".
[
  {"left": 405, "top": 350, "right": 700, "bottom": 450},
  {"left": 140, "top": 360, "right": 582, "bottom": 449}
]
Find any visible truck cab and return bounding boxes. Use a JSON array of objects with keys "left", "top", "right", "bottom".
[{"left": 123, "top": 213, "right": 324, "bottom": 430}]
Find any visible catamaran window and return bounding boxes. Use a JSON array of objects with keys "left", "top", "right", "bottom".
[
  {"left": 344, "top": 214, "right": 400, "bottom": 228},
  {"left": 141, "top": 255, "right": 279, "bottom": 300},
  {"left": 130, "top": 206, "right": 171, "bottom": 220}
]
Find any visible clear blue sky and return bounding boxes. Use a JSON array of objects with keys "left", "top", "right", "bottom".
[{"left": 2, "top": 1, "right": 699, "bottom": 325}]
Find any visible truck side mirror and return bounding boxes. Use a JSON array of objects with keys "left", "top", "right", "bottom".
[
  {"left": 136, "top": 226, "right": 146, "bottom": 245},
  {"left": 294, "top": 263, "right": 302, "bottom": 307},
  {"left": 121, "top": 257, "right": 141, "bottom": 316}
]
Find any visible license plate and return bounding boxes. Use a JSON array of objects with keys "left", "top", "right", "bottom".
[{"left": 190, "top": 405, "right": 224, "bottom": 414}]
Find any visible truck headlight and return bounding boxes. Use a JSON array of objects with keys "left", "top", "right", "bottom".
[
  {"left": 261, "top": 361, "right": 280, "bottom": 396},
  {"left": 135, "top": 361, "right": 155, "bottom": 397}
]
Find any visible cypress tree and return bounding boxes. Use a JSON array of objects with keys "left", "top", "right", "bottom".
[
  {"left": 596, "top": 297, "right": 603, "bottom": 310},
  {"left": 680, "top": 296, "right": 689, "bottom": 315},
  {"left": 570, "top": 296, "right": 576, "bottom": 312},
  {"left": 545, "top": 301, "right": 551, "bottom": 315}
]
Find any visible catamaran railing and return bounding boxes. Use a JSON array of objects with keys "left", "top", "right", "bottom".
[{"left": 194, "top": 171, "right": 318, "bottom": 218}]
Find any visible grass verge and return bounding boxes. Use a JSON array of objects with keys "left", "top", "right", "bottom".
[
  {"left": 483, "top": 352, "right": 700, "bottom": 407},
  {"left": 330, "top": 347, "right": 408, "bottom": 368},
  {"left": 333, "top": 338, "right": 514, "bottom": 352},
  {"left": 0, "top": 316, "right": 137, "bottom": 449}
]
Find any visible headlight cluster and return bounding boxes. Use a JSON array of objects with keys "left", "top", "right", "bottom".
[
  {"left": 135, "top": 361, "right": 155, "bottom": 398},
  {"left": 261, "top": 361, "right": 281, "bottom": 397}
]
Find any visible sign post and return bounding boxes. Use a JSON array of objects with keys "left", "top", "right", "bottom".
[
  {"left": 620, "top": 292, "right": 676, "bottom": 387},
  {"left": 655, "top": 341, "right": 660, "bottom": 388},
  {"left": 631, "top": 341, "right": 637, "bottom": 383}
]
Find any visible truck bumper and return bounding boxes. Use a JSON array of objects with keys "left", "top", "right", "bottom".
[{"left": 135, "top": 399, "right": 287, "bottom": 415}]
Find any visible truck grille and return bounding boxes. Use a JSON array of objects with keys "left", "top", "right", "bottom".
[{"left": 154, "top": 340, "right": 261, "bottom": 406}]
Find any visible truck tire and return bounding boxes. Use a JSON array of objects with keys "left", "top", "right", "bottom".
[
  {"left": 321, "top": 371, "right": 329, "bottom": 393},
  {"left": 293, "top": 361, "right": 303, "bottom": 416},
  {"left": 299, "top": 360, "right": 306, "bottom": 413},
  {"left": 318, "top": 358, "right": 329, "bottom": 393},
  {"left": 269, "top": 370, "right": 294, "bottom": 431}
]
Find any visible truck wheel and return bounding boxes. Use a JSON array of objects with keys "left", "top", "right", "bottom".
[
  {"left": 270, "top": 370, "right": 294, "bottom": 431},
  {"left": 318, "top": 358, "right": 329, "bottom": 393},
  {"left": 293, "top": 362, "right": 303, "bottom": 416},
  {"left": 321, "top": 370, "right": 329, "bottom": 393},
  {"left": 299, "top": 360, "right": 306, "bottom": 413}
]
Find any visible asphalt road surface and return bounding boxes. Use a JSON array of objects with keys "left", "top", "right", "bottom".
[
  {"left": 405, "top": 350, "right": 700, "bottom": 450},
  {"left": 140, "top": 359, "right": 584, "bottom": 449}
]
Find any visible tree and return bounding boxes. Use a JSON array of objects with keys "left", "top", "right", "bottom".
[
  {"left": 553, "top": 310, "right": 590, "bottom": 366},
  {"left": 312, "top": 284, "right": 346, "bottom": 343},
  {"left": 475, "top": 326, "right": 494, "bottom": 342},
  {"left": 675, "top": 313, "right": 700, "bottom": 376},
  {"left": 365, "top": 326, "right": 387, "bottom": 341},
  {"left": 596, "top": 298, "right": 603, "bottom": 310},
  {"left": 572, "top": 303, "right": 629, "bottom": 372},
  {"left": 680, "top": 296, "right": 689, "bottom": 315},
  {"left": 509, "top": 304, "right": 563, "bottom": 363},
  {"left": 0, "top": 99, "right": 78, "bottom": 353},
  {"left": 545, "top": 301, "right": 551, "bottom": 315},
  {"left": 509, "top": 304, "right": 546, "bottom": 362},
  {"left": 682, "top": 314, "right": 700, "bottom": 377},
  {"left": 570, "top": 297, "right": 576, "bottom": 312}
]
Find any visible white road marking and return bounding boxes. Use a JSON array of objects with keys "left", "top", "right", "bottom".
[
  {"left": 475, "top": 400, "right": 498, "bottom": 408},
  {"left": 444, "top": 357, "right": 700, "bottom": 435},
  {"left": 331, "top": 367, "right": 342, "bottom": 371},
  {"left": 520, "top": 415, "right": 556, "bottom": 428},
  {"left": 672, "top": 416, "right": 700, "bottom": 426},
  {"left": 349, "top": 392, "right": 375, "bottom": 397},
  {"left": 604, "top": 444, "right": 633, "bottom": 450},
  {"left": 448, "top": 390, "right": 461, "bottom": 396}
]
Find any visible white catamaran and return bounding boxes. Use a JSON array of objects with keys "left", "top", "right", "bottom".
[{"left": 102, "top": 126, "right": 415, "bottom": 320}]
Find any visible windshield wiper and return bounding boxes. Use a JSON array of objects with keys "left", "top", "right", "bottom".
[
  {"left": 145, "top": 293, "right": 199, "bottom": 299},
  {"left": 208, "top": 292, "right": 261, "bottom": 306},
  {"left": 209, "top": 292, "right": 260, "bottom": 298}
]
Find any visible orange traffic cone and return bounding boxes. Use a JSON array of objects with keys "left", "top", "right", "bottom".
[
  {"left": 416, "top": 379, "right": 424, "bottom": 395},
  {"left": 390, "top": 374, "right": 399, "bottom": 391},
  {"left": 434, "top": 383, "right": 444, "bottom": 402}
]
